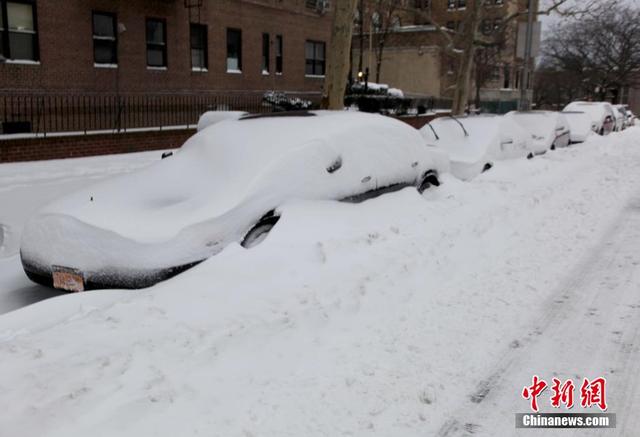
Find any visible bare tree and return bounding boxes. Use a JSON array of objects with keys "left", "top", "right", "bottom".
[
  {"left": 542, "top": 2, "right": 640, "bottom": 105},
  {"left": 322, "top": 0, "right": 359, "bottom": 110},
  {"left": 371, "top": 0, "right": 402, "bottom": 83},
  {"left": 412, "top": 0, "right": 606, "bottom": 114}
]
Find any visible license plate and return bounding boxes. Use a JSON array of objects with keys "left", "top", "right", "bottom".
[{"left": 52, "top": 266, "right": 85, "bottom": 292}]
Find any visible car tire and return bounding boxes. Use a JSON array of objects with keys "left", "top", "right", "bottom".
[
  {"left": 417, "top": 170, "right": 440, "bottom": 193},
  {"left": 241, "top": 212, "right": 280, "bottom": 249}
]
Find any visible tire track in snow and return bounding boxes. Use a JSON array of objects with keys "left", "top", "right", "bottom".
[{"left": 436, "top": 196, "right": 640, "bottom": 437}]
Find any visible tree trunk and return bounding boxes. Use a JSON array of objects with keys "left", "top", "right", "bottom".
[
  {"left": 375, "top": 40, "right": 384, "bottom": 83},
  {"left": 322, "top": 0, "right": 358, "bottom": 110},
  {"left": 452, "top": 44, "right": 476, "bottom": 115},
  {"left": 451, "top": 1, "right": 482, "bottom": 116}
]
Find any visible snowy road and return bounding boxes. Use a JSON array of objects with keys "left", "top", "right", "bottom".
[
  {"left": 1, "top": 131, "right": 640, "bottom": 436},
  {"left": 437, "top": 195, "right": 640, "bottom": 436}
]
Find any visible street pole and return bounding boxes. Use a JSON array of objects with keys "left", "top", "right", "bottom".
[{"left": 519, "top": 0, "right": 534, "bottom": 111}]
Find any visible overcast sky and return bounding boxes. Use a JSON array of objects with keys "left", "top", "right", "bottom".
[{"left": 539, "top": 0, "right": 640, "bottom": 36}]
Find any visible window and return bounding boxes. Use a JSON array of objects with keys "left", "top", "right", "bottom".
[
  {"left": 1, "top": 1, "right": 39, "bottom": 61},
  {"left": 262, "top": 33, "right": 269, "bottom": 74},
  {"left": 447, "top": 0, "right": 456, "bottom": 10},
  {"left": 275, "top": 34, "right": 283, "bottom": 74},
  {"left": 458, "top": 0, "right": 466, "bottom": 8},
  {"left": 305, "top": 40, "right": 325, "bottom": 76},
  {"left": 92, "top": 11, "right": 117, "bottom": 65},
  {"left": 146, "top": 18, "right": 167, "bottom": 68},
  {"left": 503, "top": 64, "right": 511, "bottom": 89},
  {"left": 190, "top": 23, "right": 207, "bottom": 71},
  {"left": 226, "top": 28, "right": 242, "bottom": 72}
]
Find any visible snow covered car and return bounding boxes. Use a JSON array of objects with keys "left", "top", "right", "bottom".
[
  {"left": 420, "top": 115, "right": 530, "bottom": 180},
  {"left": 561, "top": 111, "right": 593, "bottom": 143},
  {"left": 20, "top": 111, "right": 449, "bottom": 291},
  {"left": 505, "top": 111, "right": 571, "bottom": 155},
  {"left": 612, "top": 105, "right": 625, "bottom": 131},
  {"left": 563, "top": 102, "right": 615, "bottom": 135},
  {"left": 614, "top": 105, "right": 632, "bottom": 129},
  {"left": 196, "top": 111, "right": 248, "bottom": 131}
]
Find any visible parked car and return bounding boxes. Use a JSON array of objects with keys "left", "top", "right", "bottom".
[
  {"left": 420, "top": 114, "right": 530, "bottom": 180},
  {"left": 561, "top": 111, "right": 593, "bottom": 144},
  {"left": 20, "top": 111, "right": 449, "bottom": 291},
  {"left": 505, "top": 111, "right": 571, "bottom": 155},
  {"left": 612, "top": 105, "right": 626, "bottom": 131},
  {"left": 563, "top": 102, "right": 615, "bottom": 135},
  {"left": 614, "top": 104, "right": 633, "bottom": 129}
]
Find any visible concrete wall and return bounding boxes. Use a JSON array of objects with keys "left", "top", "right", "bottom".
[{"left": 352, "top": 45, "right": 441, "bottom": 97}]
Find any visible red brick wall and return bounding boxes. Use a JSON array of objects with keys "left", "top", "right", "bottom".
[
  {"left": 0, "top": 129, "right": 193, "bottom": 163},
  {"left": 0, "top": 0, "right": 332, "bottom": 94}
]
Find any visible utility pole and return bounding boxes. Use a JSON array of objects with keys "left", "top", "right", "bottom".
[
  {"left": 358, "top": 0, "right": 364, "bottom": 75},
  {"left": 519, "top": 0, "right": 535, "bottom": 111}
]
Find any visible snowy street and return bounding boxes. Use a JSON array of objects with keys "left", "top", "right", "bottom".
[{"left": 1, "top": 129, "right": 640, "bottom": 436}]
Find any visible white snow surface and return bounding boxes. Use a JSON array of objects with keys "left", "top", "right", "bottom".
[
  {"left": 20, "top": 112, "right": 449, "bottom": 277},
  {"left": 2, "top": 128, "right": 640, "bottom": 436}
]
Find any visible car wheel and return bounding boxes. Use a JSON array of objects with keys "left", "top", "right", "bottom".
[
  {"left": 241, "top": 212, "right": 280, "bottom": 249},
  {"left": 417, "top": 170, "right": 440, "bottom": 193},
  {"left": 482, "top": 162, "right": 493, "bottom": 173},
  {"left": 527, "top": 152, "right": 534, "bottom": 160},
  {"left": 599, "top": 128, "right": 604, "bottom": 135}
]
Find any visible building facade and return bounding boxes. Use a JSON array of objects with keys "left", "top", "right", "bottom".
[
  {"left": 0, "top": 0, "right": 332, "bottom": 94},
  {"left": 352, "top": 0, "right": 538, "bottom": 109}
]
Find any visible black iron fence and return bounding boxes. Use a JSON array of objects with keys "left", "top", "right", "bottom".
[{"left": 0, "top": 91, "right": 322, "bottom": 136}]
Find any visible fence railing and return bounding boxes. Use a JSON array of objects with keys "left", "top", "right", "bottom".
[{"left": 0, "top": 91, "right": 322, "bottom": 136}]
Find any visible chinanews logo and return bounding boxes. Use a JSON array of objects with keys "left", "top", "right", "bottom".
[{"left": 516, "top": 375, "right": 616, "bottom": 429}]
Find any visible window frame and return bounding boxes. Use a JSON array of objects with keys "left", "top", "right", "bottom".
[
  {"left": 226, "top": 27, "right": 242, "bottom": 73},
  {"left": 190, "top": 22, "right": 208, "bottom": 71},
  {"left": 305, "top": 39, "right": 325, "bottom": 77},
  {"left": 145, "top": 17, "right": 167, "bottom": 69},
  {"left": 92, "top": 10, "right": 117, "bottom": 66},
  {"left": 1, "top": 0, "right": 40, "bottom": 62}
]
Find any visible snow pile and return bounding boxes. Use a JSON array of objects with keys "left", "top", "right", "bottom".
[{"left": 2, "top": 128, "right": 640, "bottom": 436}]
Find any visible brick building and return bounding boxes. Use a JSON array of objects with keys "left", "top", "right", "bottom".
[
  {"left": 0, "top": 0, "right": 332, "bottom": 94},
  {"left": 0, "top": 0, "right": 336, "bottom": 161},
  {"left": 351, "top": 0, "right": 538, "bottom": 109}
]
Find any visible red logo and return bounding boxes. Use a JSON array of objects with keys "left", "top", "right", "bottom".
[{"left": 522, "top": 376, "right": 607, "bottom": 412}]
